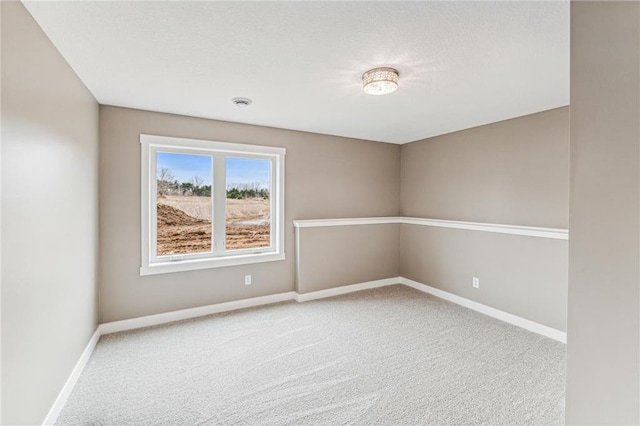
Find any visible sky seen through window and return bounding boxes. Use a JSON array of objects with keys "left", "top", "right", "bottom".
[{"left": 156, "top": 152, "right": 270, "bottom": 189}]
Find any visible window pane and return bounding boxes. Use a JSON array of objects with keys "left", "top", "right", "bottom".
[
  {"left": 226, "top": 157, "right": 271, "bottom": 250},
  {"left": 156, "top": 152, "right": 212, "bottom": 256}
]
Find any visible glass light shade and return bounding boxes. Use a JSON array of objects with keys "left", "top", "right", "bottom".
[{"left": 362, "top": 67, "right": 399, "bottom": 95}]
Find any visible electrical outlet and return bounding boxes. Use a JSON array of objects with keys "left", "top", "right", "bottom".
[
  {"left": 244, "top": 275, "right": 252, "bottom": 286},
  {"left": 472, "top": 277, "right": 480, "bottom": 289}
]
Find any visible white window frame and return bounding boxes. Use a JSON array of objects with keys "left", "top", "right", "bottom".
[{"left": 140, "top": 134, "right": 285, "bottom": 276}]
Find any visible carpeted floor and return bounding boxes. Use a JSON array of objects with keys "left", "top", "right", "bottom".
[{"left": 57, "top": 285, "right": 566, "bottom": 425}]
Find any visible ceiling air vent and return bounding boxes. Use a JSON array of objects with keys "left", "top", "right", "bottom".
[{"left": 232, "top": 97, "right": 252, "bottom": 108}]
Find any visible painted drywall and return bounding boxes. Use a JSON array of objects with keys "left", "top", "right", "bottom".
[
  {"left": 296, "top": 224, "right": 400, "bottom": 293},
  {"left": 99, "top": 106, "right": 400, "bottom": 323},
  {"left": 401, "top": 107, "right": 569, "bottom": 229},
  {"left": 1, "top": 2, "right": 100, "bottom": 424},
  {"left": 566, "top": 2, "right": 640, "bottom": 424},
  {"left": 401, "top": 226, "right": 568, "bottom": 331},
  {"left": 399, "top": 107, "right": 569, "bottom": 332}
]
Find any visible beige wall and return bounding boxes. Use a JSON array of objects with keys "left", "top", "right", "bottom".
[
  {"left": 99, "top": 106, "right": 400, "bottom": 323},
  {"left": 401, "top": 226, "right": 568, "bottom": 331},
  {"left": 566, "top": 2, "right": 640, "bottom": 424},
  {"left": 399, "top": 107, "right": 570, "bottom": 332},
  {"left": 296, "top": 224, "right": 400, "bottom": 294},
  {"left": 1, "top": 2, "right": 100, "bottom": 424},
  {"left": 401, "top": 107, "right": 569, "bottom": 229}
]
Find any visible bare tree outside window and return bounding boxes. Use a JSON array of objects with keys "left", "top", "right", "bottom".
[
  {"left": 191, "top": 175, "right": 204, "bottom": 188},
  {"left": 157, "top": 167, "right": 175, "bottom": 196}
]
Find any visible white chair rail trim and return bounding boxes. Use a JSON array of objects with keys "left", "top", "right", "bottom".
[{"left": 293, "top": 217, "right": 568, "bottom": 240}]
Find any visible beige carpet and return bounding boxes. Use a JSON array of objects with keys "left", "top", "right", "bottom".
[{"left": 57, "top": 285, "right": 565, "bottom": 425}]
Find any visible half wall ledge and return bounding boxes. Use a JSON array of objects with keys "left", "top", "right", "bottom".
[{"left": 293, "top": 217, "right": 568, "bottom": 240}]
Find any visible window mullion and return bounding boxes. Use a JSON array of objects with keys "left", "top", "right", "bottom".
[{"left": 213, "top": 154, "right": 227, "bottom": 255}]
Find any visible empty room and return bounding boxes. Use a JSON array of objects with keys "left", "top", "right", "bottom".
[{"left": 2, "top": 1, "right": 639, "bottom": 425}]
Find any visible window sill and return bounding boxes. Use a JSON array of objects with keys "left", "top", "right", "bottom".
[{"left": 140, "top": 252, "right": 285, "bottom": 276}]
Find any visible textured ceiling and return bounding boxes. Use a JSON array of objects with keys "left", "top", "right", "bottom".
[{"left": 23, "top": 1, "right": 569, "bottom": 144}]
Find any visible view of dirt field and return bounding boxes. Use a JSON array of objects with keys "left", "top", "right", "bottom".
[
  {"left": 157, "top": 195, "right": 270, "bottom": 256},
  {"left": 157, "top": 203, "right": 211, "bottom": 255},
  {"left": 225, "top": 198, "right": 271, "bottom": 250}
]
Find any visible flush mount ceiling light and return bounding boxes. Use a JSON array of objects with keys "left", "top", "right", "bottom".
[
  {"left": 232, "top": 97, "right": 252, "bottom": 108},
  {"left": 362, "top": 67, "right": 399, "bottom": 96}
]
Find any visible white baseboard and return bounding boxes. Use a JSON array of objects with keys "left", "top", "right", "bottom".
[
  {"left": 98, "top": 291, "right": 297, "bottom": 335},
  {"left": 295, "top": 277, "right": 401, "bottom": 302},
  {"left": 42, "top": 328, "right": 101, "bottom": 425},
  {"left": 43, "top": 276, "right": 566, "bottom": 424},
  {"left": 400, "top": 277, "right": 567, "bottom": 343},
  {"left": 42, "top": 291, "right": 297, "bottom": 425}
]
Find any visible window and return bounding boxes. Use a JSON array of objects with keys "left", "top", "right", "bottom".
[{"left": 141, "top": 134, "right": 285, "bottom": 275}]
